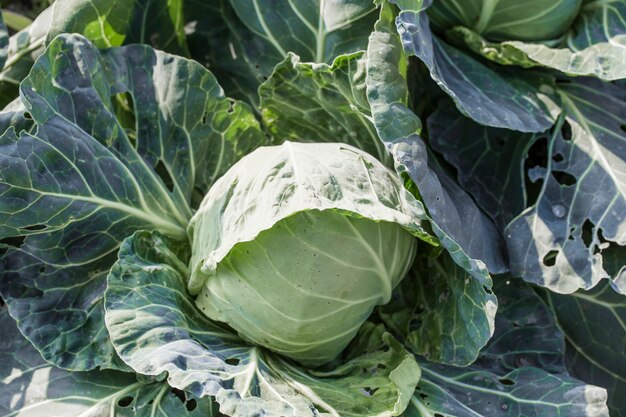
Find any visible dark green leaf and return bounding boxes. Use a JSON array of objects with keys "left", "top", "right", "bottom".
[
  {"left": 380, "top": 251, "right": 497, "bottom": 366},
  {"left": 543, "top": 282, "right": 626, "bottom": 417},
  {"left": 0, "top": 307, "right": 221, "bottom": 417},
  {"left": 427, "top": 100, "right": 534, "bottom": 231},
  {"left": 404, "top": 364, "right": 608, "bottom": 417},
  {"left": 0, "top": 0, "right": 190, "bottom": 110},
  {"left": 0, "top": 33, "right": 264, "bottom": 371},
  {"left": 0, "top": 11, "right": 7, "bottom": 70},
  {"left": 478, "top": 277, "right": 566, "bottom": 374},
  {"left": 185, "top": 0, "right": 378, "bottom": 106},
  {"left": 506, "top": 78, "right": 626, "bottom": 294}
]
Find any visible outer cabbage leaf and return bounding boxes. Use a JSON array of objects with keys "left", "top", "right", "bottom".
[
  {"left": 379, "top": 251, "right": 497, "bottom": 366},
  {"left": 0, "top": 34, "right": 264, "bottom": 370},
  {"left": 427, "top": 99, "right": 538, "bottom": 233},
  {"left": 477, "top": 277, "right": 566, "bottom": 374},
  {"left": 366, "top": 1, "right": 508, "bottom": 275},
  {"left": 0, "top": 307, "right": 220, "bottom": 417},
  {"left": 391, "top": 0, "right": 559, "bottom": 133},
  {"left": 0, "top": 98, "right": 34, "bottom": 133},
  {"left": 105, "top": 230, "right": 420, "bottom": 417},
  {"left": 447, "top": 1, "right": 626, "bottom": 81},
  {"left": 542, "top": 281, "right": 626, "bottom": 417},
  {"left": 260, "top": 52, "right": 390, "bottom": 164},
  {"left": 405, "top": 364, "right": 608, "bottom": 417},
  {"left": 401, "top": 276, "right": 608, "bottom": 417},
  {"left": 0, "top": 0, "right": 189, "bottom": 109},
  {"left": 184, "top": 0, "right": 378, "bottom": 106},
  {"left": 506, "top": 78, "right": 626, "bottom": 294},
  {"left": 428, "top": 78, "right": 626, "bottom": 294}
]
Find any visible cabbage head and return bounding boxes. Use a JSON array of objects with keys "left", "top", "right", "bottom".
[
  {"left": 428, "top": 0, "right": 582, "bottom": 41},
  {"left": 188, "top": 142, "right": 434, "bottom": 366}
]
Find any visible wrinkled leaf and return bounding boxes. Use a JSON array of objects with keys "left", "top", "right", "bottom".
[
  {"left": 0, "top": 0, "right": 190, "bottom": 109},
  {"left": 402, "top": 276, "right": 607, "bottom": 417},
  {"left": 260, "top": 52, "right": 390, "bottom": 164}
]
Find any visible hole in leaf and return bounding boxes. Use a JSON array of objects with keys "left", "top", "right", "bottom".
[
  {"left": 377, "top": 363, "right": 387, "bottom": 369},
  {"left": 38, "top": 266, "right": 46, "bottom": 274},
  {"left": 483, "top": 286, "right": 493, "bottom": 295},
  {"left": 595, "top": 228, "right": 608, "bottom": 255},
  {"left": 581, "top": 219, "right": 595, "bottom": 248},
  {"left": 186, "top": 399, "right": 197, "bottom": 411},
  {"left": 23, "top": 112, "right": 32, "bottom": 120},
  {"left": 361, "top": 387, "right": 379, "bottom": 397},
  {"left": 22, "top": 224, "right": 46, "bottom": 232},
  {"left": 552, "top": 171, "right": 576, "bottom": 186},
  {"left": 494, "top": 136, "right": 505, "bottom": 146},
  {"left": 560, "top": 121, "right": 572, "bottom": 141},
  {"left": 524, "top": 136, "right": 549, "bottom": 205},
  {"left": 552, "top": 153, "right": 564, "bottom": 163},
  {"left": 155, "top": 160, "right": 175, "bottom": 193},
  {"left": 620, "top": 124, "right": 626, "bottom": 133},
  {"left": 0, "top": 236, "right": 26, "bottom": 249},
  {"left": 227, "top": 100, "right": 235, "bottom": 114},
  {"left": 117, "top": 396, "right": 134, "bottom": 407},
  {"left": 511, "top": 321, "right": 520, "bottom": 328},
  {"left": 202, "top": 111, "right": 208, "bottom": 124},
  {"left": 0, "top": 297, "right": 4, "bottom": 307},
  {"left": 419, "top": 393, "right": 428, "bottom": 400},
  {"left": 225, "top": 357, "right": 240, "bottom": 366},
  {"left": 171, "top": 388, "right": 186, "bottom": 404},
  {"left": 499, "top": 378, "right": 515, "bottom": 386},
  {"left": 543, "top": 250, "right": 558, "bottom": 267},
  {"left": 526, "top": 137, "right": 549, "bottom": 169},
  {"left": 434, "top": 414, "right": 444, "bottom": 417}
]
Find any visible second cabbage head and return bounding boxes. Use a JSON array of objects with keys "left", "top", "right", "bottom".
[
  {"left": 187, "top": 141, "right": 435, "bottom": 366},
  {"left": 428, "top": 0, "right": 582, "bottom": 41}
]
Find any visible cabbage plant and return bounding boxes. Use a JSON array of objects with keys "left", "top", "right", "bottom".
[{"left": 0, "top": 1, "right": 624, "bottom": 417}]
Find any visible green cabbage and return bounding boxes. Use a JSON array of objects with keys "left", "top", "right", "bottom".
[{"left": 188, "top": 141, "right": 432, "bottom": 365}]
